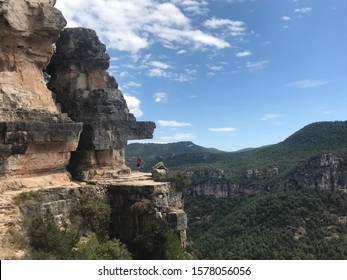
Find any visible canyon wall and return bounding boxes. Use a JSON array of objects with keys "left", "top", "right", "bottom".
[{"left": 187, "top": 153, "right": 347, "bottom": 198}]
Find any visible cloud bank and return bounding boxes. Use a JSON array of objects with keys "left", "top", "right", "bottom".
[{"left": 56, "top": 0, "right": 231, "bottom": 53}]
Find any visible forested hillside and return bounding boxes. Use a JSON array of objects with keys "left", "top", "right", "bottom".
[
  {"left": 127, "top": 121, "right": 347, "bottom": 259},
  {"left": 126, "top": 121, "right": 347, "bottom": 186},
  {"left": 186, "top": 189, "right": 347, "bottom": 259}
]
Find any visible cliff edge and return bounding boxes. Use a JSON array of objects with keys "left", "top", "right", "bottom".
[{"left": 0, "top": 0, "right": 186, "bottom": 260}]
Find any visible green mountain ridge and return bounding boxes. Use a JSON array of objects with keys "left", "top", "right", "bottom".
[
  {"left": 126, "top": 121, "right": 347, "bottom": 186},
  {"left": 127, "top": 120, "right": 347, "bottom": 260}
]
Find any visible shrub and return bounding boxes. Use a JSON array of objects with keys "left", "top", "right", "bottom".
[
  {"left": 130, "top": 199, "right": 152, "bottom": 214},
  {"left": 164, "top": 229, "right": 189, "bottom": 260},
  {"left": 13, "top": 191, "right": 44, "bottom": 206},
  {"left": 74, "top": 189, "right": 111, "bottom": 241},
  {"left": 26, "top": 210, "right": 79, "bottom": 259},
  {"left": 76, "top": 235, "right": 132, "bottom": 260},
  {"left": 165, "top": 171, "right": 191, "bottom": 192}
]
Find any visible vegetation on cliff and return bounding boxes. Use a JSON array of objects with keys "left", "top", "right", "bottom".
[
  {"left": 14, "top": 189, "right": 132, "bottom": 260},
  {"left": 13, "top": 188, "right": 188, "bottom": 260}
]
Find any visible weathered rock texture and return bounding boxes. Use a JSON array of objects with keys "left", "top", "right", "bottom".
[
  {"left": 292, "top": 153, "right": 347, "bottom": 190},
  {"left": 0, "top": 1, "right": 185, "bottom": 259},
  {"left": 187, "top": 154, "right": 347, "bottom": 198},
  {"left": 5, "top": 173, "right": 187, "bottom": 259},
  {"left": 105, "top": 179, "right": 187, "bottom": 259},
  {"left": 186, "top": 169, "right": 265, "bottom": 198},
  {"left": 47, "top": 28, "right": 155, "bottom": 180},
  {"left": 0, "top": 0, "right": 82, "bottom": 190}
]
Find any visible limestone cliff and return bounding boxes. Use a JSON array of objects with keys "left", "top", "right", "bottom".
[
  {"left": 0, "top": 0, "right": 83, "bottom": 190},
  {"left": 0, "top": 0, "right": 185, "bottom": 260},
  {"left": 2, "top": 172, "right": 187, "bottom": 259},
  {"left": 187, "top": 153, "right": 347, "bottom": 198},
  {"left": 47, "top": 28, "right": 155, "bottom": 180},
  {"left": 186, "top": 169, "right": 265, "bottom": 198},
  {"left": 291, "top": 153, "right": 347, "bottom": 190}
]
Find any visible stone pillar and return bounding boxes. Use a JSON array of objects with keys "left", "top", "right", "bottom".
[{"left": 47, "top": 28, "right": 155, "bottom": 180}]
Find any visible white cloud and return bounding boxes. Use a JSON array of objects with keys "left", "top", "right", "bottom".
[
  {"left": 236, "top": 50, "right": 252, "bottom": 57},
  {"left": 261, "top": 114, "right": 282, "bottom": 121},
  {"left": 246, "top": 60, "right": 269, "bottom": 70},
  {"left": 294, "top": 7, "right": 312, "bottom": 14},
  {"left": 204, "top": 18, "right": 244, "bottom": 29},
  {"left": 207, "top": 65, "right": 223, "bottom": 72},
  {"left": 170, "top": 0, "right": 209, "bottom": 15},
  {"left": 281, "top": 16, "right": 291, "bottom": 21},
  {"left": 124, "top": 94, "right": 143, "bottom": 117},
  {"left": 285, "top": 79, "right": 329, "bottom": 89},
  {"left": 175, "top": 72, "right": 196, "bottom": 82},
  {"left": 208, "top": 127, "right": 236, "bottom": 132},
  {"left": 177, "top": 50, "right": 187, "bottom": 54},
  {"left": 56, "top": 0, "right": 230, "bottom": 53},
  {"left": 124, "top": 81, "right": 142, "bottom": 88},
  {"left": 157, "top": 120, "right": 192, "bottom": 127},
  {"left": 119, "top": 71, "right": 129, "bottom": 77},
  {"left": 154, "top": 92, "right": 168, "bottom": 103},
  {"left": 160, "top": 133, "right": 194, "bottom": 141},
  {"left": 149, "top": 68, "right": 170, "bottom": 78},
  {"left": 206, "top": 64, "right": 224, "bottom": 77},
  {"left": 147, "top": 60, "right": 173, "bottom": 78},
  {"left": 214, "top": 0, "right": 246, "bottom": 3},
  {"left": 204, "top": 17, "right": 246, "bottom": 36},
  {"left": 148, "top": 61, "right": 172, "bottom": 69}
]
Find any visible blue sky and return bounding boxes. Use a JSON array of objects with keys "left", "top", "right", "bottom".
[{"left": 56, "top": 0, "right": 346, "bottom": 151}]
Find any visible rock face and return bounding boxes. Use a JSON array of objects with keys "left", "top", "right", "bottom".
[
  {"left": 292, "top": 153, "right": 347, "bottom": 190},
  {"left": 47, "top": 28, "right": 156, "bottom": 180},
  {"left": 106, "top": 182, "right": 187, "bottom": 258},
  {"left": 10, "top": 174, "right": 187, "bottom": 259},
  {"left": 0, "top": 1, "right": 185, "bottom": 259},
  {"left": 0, "top": 0, "right": 83, "bottom": 190},
  {"left": 186, "top": 169, "right": 264, "bottom": 198},
  {"left": 187, "top": 153, "right": 347, "bottom": 197}
]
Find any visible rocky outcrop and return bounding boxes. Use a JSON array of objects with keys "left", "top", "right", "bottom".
[
  {"left": 292, "top": 153, "right": 347, "bottom": 190},
  {"left": 106, "top": 180, "right": 187, "bottom": 258},
  {"left": 151, "top": 162, "right": 168, "bottom": 181},
  {"left": 47, "top": 28, "right": 155, "bottom": 180},
  {"left": 0, "top": 1, "right": 186, "bottom": 260},
  {"left": 0, "top": 0, "right": 83, "bottom": 190},
  {"left": 187, "top": 153, "right": 347, "bottom": 197},
  {"left": 186, "top": 169, "right": 265, "bottom": 198},
  {"left": 9, "top": 172, "right": 187, "bottom": 259},
  {"left": 246, "top": 167, "right": 279, "bottom": 179},
  {"left": 188, "top": 181, "right": 265, "bottom": 198}
]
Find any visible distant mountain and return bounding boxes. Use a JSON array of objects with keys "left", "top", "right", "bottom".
[
  {"left": 126, "top": 121, "right": 347, "bottom": 260},
  {"left": 125, "top": 141, "right": 224, "bottom": 170},
  {"left": 126, "top": 121, "right": 347, "bottom": 188}
]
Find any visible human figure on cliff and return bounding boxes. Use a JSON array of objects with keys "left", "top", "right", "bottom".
[{"left": 136, "top": 156, "right": 144, "bottom": 170}]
